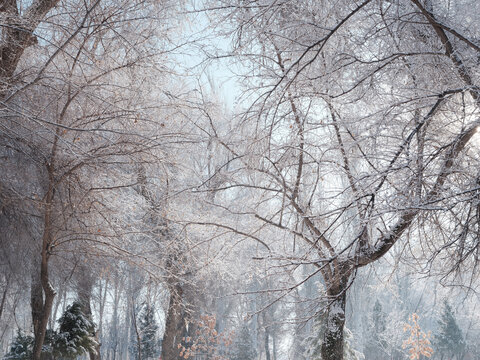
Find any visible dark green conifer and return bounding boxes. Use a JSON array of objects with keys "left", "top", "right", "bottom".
[
  {"left": 3, "top": 330, "right": 33, "bottom": 360},
  {"left": 436, "top": 301, "right": 465, "bottom": 360},
  {"left": 364, "top": 299, "right": 387, "bottom": 359},
  {"left": 230, "top": 324, "right": 257, "bottom": 360},
  {"left": 54, "top": 301, "right": 97, "bottom": 359},
  {"left": 139, "top": 303, "right": 159, "bottom": 359}
]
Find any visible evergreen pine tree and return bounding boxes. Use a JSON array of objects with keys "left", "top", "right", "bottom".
[
  {"left": 436, "top": 301, "right": 465, "bottom": 360},
  {"left": 364, "top": 299, "right": 387, "bottom": 359},
  {"left": 3, "top": 330, "right": 34, "bottom": 360},
  {"left": 344, "top": 328, "right": 365, "bottom": 360},
  {"left": 42, "top": 329, "right": 58, "bottom": 359},
  {"left": 303, "top": 313, "right": 325, "bottom": 359},
  {"left": 3, "top": 329, "right": 62, "bottom": 360},
  {"left": 372, "top": 300, "right": 386, "bottom": 335},
  {"left": 139, "top": 303, "right": 160, "bottom": 360},
  {"left": 54, "top": 301, "right": 98, "bottom": 359},
  {"left": 230, "top": 324, "right": 257, "bottom": 360}
]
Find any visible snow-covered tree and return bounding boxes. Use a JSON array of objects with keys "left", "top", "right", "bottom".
[
  {"left": 344, "top": 329, "right": 365, "bottom": 360},
  {"left": 435, "top": 301, "right": 465, "bottom": 360},
  {"left": 202, "top": 0, "right": 480, "bottom": 358},
  {"left": 3, "top": 330, "right": 33, "bottom": 360},
  {"left": 230, "top": 324, "right": 257, "bottom": 360},
  {"left": 364, "top": 300, "right": 387, "bottom": 359},
  {"left": 0, "top": 1, "right": 184, "bottom": 358},
  {"left": 53, "top": 302, "right": 98, "bottom": 359},
  {"left": 138, "top": 303, "right": 160, "bottom": 360}
]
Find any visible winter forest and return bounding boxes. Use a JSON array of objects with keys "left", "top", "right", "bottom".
[{"left": 0, "top": 0, "right": 479, "bottom": 359}]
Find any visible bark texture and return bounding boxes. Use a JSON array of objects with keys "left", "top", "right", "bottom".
[
  {"left": 0, "top": 0, "right": 60, "bottom": 94},
  {"left": 320, "top": 266, "right": 351, "bottom": 360},
  {"left": 161, "top": 275, "right": 186, "bottom": 360},
  {"left": 321, "top": 291, "right": 347, "bottom": 360}
]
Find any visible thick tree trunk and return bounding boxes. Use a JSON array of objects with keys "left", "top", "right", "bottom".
[
  {"left": 321, "top": 291, "right": 346, "bottom": 360},
  {"left": 321, "top": 269, "right": 350, "bottom": 360},
  {"left": 0, "top": 0, "right": 60, "bottom": 98},
  {"left": 161, "top": 278, "right": 186, "bottom": 360},
  {"left": 31, "top": 272, "right": 43, "bottom": 339}
]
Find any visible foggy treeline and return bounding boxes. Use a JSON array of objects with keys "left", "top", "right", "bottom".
[{"left": 0, "top": 0, "right": 479, "bottom": 359}]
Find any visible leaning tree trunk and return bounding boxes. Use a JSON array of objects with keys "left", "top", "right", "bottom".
[
  {"left": 31, "top": 272, "right": 53, "bottom": 360},
  {"left": 31, "top": 252, "right": 56, "bottom": 360},
  {"left": 32, "top": 177, "right": 57, "bottom": 360},
  {"left": 320, "top": 267, "right": 351, "bottom": 360}
]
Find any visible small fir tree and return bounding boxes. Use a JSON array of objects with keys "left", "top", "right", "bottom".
[
  {"left": 344, "top": 328, "right": 365, "bottom": 360},
  {"left": 54, "top": 301, "right": 98, "bottom": 359},
  {"left": 3, "top": 329, "right": 61, "bottom": 359},
  {"left": 303, "top": 313, "right": 325, "bottom": 359},
  {"left": 364, "top": 300, "right": 387, "bottom": 359},
  {"left": 139, "top": 303, "right": 160, "bottom": 359},
  {"left": 42, "top": 329, "right": 59, "bottom": 358},
  {"left": 230, "top": 324, "right": 257, "bottom": 360},
  {"left": 435, "top": 301, "right": 465, "bottom": 360},
  {"left": 3, "top": 330, "right": 34, "bottom": 360},
  {"left": 372, "top": 300, "right": 386, "bottom": 335}
]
